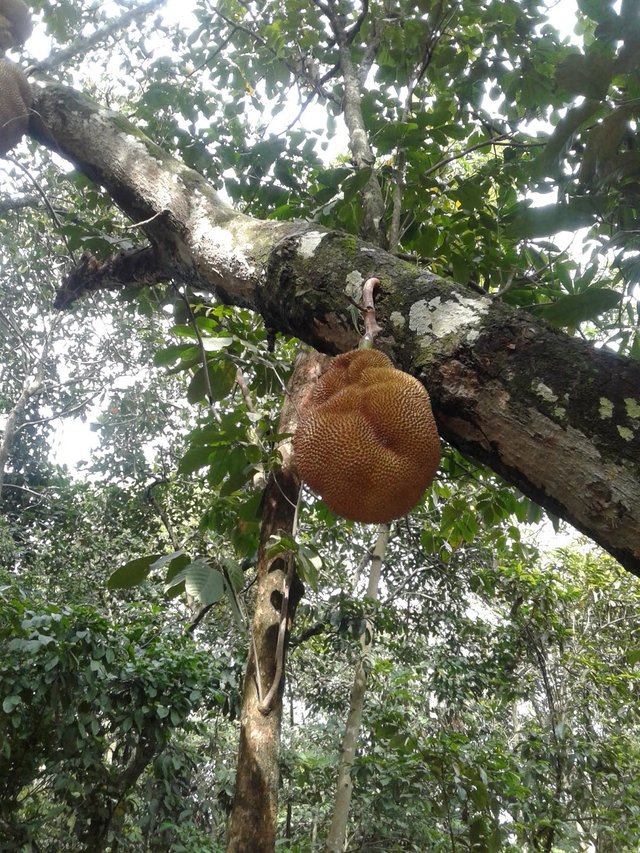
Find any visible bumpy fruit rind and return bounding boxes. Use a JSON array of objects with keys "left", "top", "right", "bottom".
[{"left": 294, "top": 350, "right": 440, "bottom": 523}]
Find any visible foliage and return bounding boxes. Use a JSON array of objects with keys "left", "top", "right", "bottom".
[
  {"left": 0, "top": 586, "right": 232, "bottom": 852},
  {"left": 281, "top": 546, "right": 640, "bottom": 851},
  {"left": 170, "top": 0, "right": 640, "bottom": 352}
]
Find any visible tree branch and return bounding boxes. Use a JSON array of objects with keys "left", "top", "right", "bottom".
[
  {"left": 32, "top": 0, "right": 166, "bottom": 73},
  {"left": 54, "top": 246, "right": 166, "bottom": 309},
  {"left": 26, "top": 77, "right": 640, "bottom": 575}
]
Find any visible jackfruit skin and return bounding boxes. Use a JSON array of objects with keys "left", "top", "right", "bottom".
[
  {"left": 0, "top": 58, "right": 31, "bottom": 155},
  {"left": 294, "top": 350, "right": 440, "bottom": 523},
  {"left": 0, "top": 0, "right": 32, "bottom": 51}
]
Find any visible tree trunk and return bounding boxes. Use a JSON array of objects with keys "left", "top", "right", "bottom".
[
  {"left": 325, "top": 524, "right": 390, "bottom": 853},
  {"left": 0, "top": 369, "right": 44, "bottom": 496},
  {"left": 226, "top": 351, "right": 323, "bottom": 852}
]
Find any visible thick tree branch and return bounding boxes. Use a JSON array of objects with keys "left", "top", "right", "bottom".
[
  {"left": 54, "top": 246, "right": 166, "bottom": 308},
  {"left": 325, "top": 522, "right": 391, "bottom": 853},
  {"left": 312, "top": 0, "right": 386, "bottom": 246},
  {"left": 335, "top": 44, "right": 386, "bottom": 246},
  {"left": 27, "top": 78, "right": 640, "bottom": 575}
]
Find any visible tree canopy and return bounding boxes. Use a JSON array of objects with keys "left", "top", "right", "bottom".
[{"left": 1, "top": 0, "right": 640, "bottom": 851}]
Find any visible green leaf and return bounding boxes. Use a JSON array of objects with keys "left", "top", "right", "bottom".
[
  {"left": 107, "top": 554, "right": 163, "bottom": 589},
  {"left": 164, "top": 569, "right": 188, "bottom": 595},
  {"left": 265, "top": 535, "right": 321, "bottom": 589},
  {"left": 223, "top": 568, "right": 246, "bottom": 630},
  {"left": 44, "top": 655, "right": 60, "bottom": 672},
  {"left": 153, "top": 343, "right": 198, "bottom": 366},
  {"left": 187, "top": 360, "right": 237, "bottom": 404},
  {"left": 179, "top": 445, "right": 215, "bottom": 475},
  {"left": 342, "top": 168, "right": 373, "bottom": 201},
  {"left": 555, "top": 52, "right": 612, "bottom": 99},
  {"left": 171, "top": 324, "right": 198, "bottom": 339},
  {"left": 625, "top": 648, "right": 640, "bottom": 666},
  {"left": 217, "top": 445, "right": 262, "bottom": 496},
  {"left": 577, "top": 0, "right": 617, "bottom": 24},
  {"left": 416, "top": 225, "right": 440, "bottom": 257},
  {"left": 237, "top": 491, "right": 262, "bottom": 521},
  {"left": 150, "top": 550, "right": 186, "bottom": 572},
  {"left": 297, "top": 545, "right": 322, "bottom": 591},
  {"left": 531, "top": 288, "right": 621, "bottom": 326},
  {"left": 185, "top": 560, "right": 225, "bottom": 606},
  {"left": 508, "top": 198, "right": 604, "bottom": 239},
  {"left": 222, "top": 557, "right": 246, "bottom": 592},
  {"left": 164, "top": 553, "right": 191, "bottom": 582},
  {"left": 200, "top": 336, "right": 234, "bottom": 352},
  {"left": 451, "top": 253, "right": 471, "bottom": 285},
  {"left": 266, "top": 533, "right": 297, "bottom": 558},
  {"left": 318, "top": 166, "right": 351, "bottom": 189},
  {"left": 453, "top": 182, "right": 484, "bottom": 211},
  {"left": 2, "top": 695, "right": 22, "bottom": 713}
]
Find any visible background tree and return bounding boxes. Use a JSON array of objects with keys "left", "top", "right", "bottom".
[{"left": 1, "top": 0, "right": 640, "bottom": 851}]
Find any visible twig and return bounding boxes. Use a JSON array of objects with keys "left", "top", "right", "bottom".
[
  {"left": 187, "top": 603, "right": 214, "bottom": 634},
  {"left": 144, "top": 479, "right": 179, "bottom": 550},
  {"left": 8, "top": 157, "right": 77, "bottom": 261},
  {"left": 33, "top": 0, "right": 166, "bottom": 73},
  {"left": 423, "top": 134, "right": 510, "bottom": 179},
  {"left": 171, "top": 285, "right": 220, "bottom": 420}
]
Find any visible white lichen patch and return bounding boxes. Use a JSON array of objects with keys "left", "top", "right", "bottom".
[
  {"left": 344, "top": 271, "right": 363, "bottom": 302},
  {"left": 617, "top": 425, "right": 634, "bottom": 441},
  {"left": 625, "top": 398, "right": 640, "bottom": 420},
  {"left": 207, "top": 224, "right": 234, "bottom": 251},
  {"left": 298, "top": 231, "right": 325, "bottom": 258},
  {"left": 533, "top": 381, "right": 558, "bottom": 403},
  {"left": 456, "top": 292, "right": 487, "bottom": 312},
  {"left": 408, "top": 299, "right": 432, "bottom": 337},
  {"left": 409, "top": 292, "right": 489, "bottom": 342},
  {"left": 554, "top": 406, "right": 566, "bottom": 419},
  {"left": 190, "top": 216, "right": 256, "bottom": 282},
  {"left": 390, "top": 311, "right": 405, "bottom": 330},
  {"left": 599, "top": 398, "right": 614, "bottom": 419}
]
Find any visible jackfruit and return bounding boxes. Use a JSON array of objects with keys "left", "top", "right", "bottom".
[{"left": 294, "top": 350, "right": 440, "bottom": 523}]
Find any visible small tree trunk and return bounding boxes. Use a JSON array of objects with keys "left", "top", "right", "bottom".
[
  {"left": 325, "top": 524, "right": 390, "bottom": 853},
  {"left": 226, "top": 351, "right": 324, "bottom": 853},
  {"left": 0, "top": 371, "right": 44, "bottom": 497}
]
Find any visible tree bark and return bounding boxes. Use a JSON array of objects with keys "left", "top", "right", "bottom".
[
  {"left": 27, "top": 78, "right": 640, "bottom": 575},
  {"left": 226, "top": 351, "right": 322, "bottom": 852},
  {"left": 336, "top": 40, "right": 387, "bottom": 248},
  {"left": 325, "top": 524, "right": 390, "bottom": 853},
  {"left": 0, "top": 368, "right": 44, "bottom": 496}
]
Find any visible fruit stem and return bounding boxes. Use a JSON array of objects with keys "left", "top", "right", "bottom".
[{"left": 359, "top": 276, "right": 381, "bottom": 350}]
